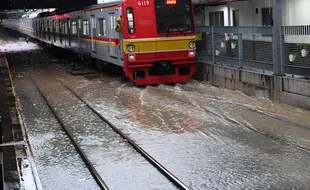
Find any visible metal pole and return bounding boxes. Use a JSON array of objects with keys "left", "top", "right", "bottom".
[
  {"left": 211, "top": 26, "right": 215, "bottom": 63},
  {"left": 279, "top": 33, "right": 285, "bottom": 74},
  {"left": 228, "top": 5, "right": 231, "bottom": 26},
  {"left": 273, "top": 0, "right": 284, "bottom": 76},
  {"left": 238, "top": 33, "right": 243, "bottom": 68}
]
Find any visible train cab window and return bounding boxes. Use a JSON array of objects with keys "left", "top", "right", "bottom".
[
  {"left": 126, "top": 8, "right": 135, "bottom": 34},
  {"left": 155, "top": 0, "right": 194, "bottom": 34},
  {"left": 98, "top": 18, "right": 107, "bottom": 36},
  {"left": 83, "top": 20, "right": 89, "bottom": 35},
  {"left": 72, "top": 21, "right": 77, "bottom": 34}
]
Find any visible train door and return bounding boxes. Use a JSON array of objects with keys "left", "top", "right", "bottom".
[
  {"left": 45, "top": 21, "right": 48, "bottom": 40},
  {"left": 47, "top": 20, "right": 50, "bottom": 41},
  {"left": 41, "top": 21, "right": 43, "bottom": 38},
  {"left": 59, "top": 20, "right": 62, "bottom": 44},
  {"left": 36, "top": 21, "right": 39, "bottom": 36},
  {"left": 90, "top": 15, "right": 97, "bottom": 52},
  {"left": 68, "top": 20, "right": 71, "bottom": 46},
  {"left": 43, "top": 21, "right": 46, "bottom": 39},
  {"left": 78, "top": 18, "right": 81, "bottom": 50},
  {"left": 63, "top": 21, "right": 68, "bottom": 46},
  {"left": 109, "top": 13, "right": 117, "bottom": 58},
  {"left": 118, "top": 13, "right": 123, "bottom": 58},
  {"left": 53, "top": 20, "right": 56, "bottom": 42}
]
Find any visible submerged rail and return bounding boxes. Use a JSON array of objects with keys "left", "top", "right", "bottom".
[
  {"left": 31, "top": 77, "right": 109, "bottom": 190},
  {"left": 58, "top": 79, "right": 191, "bottom": 190}
]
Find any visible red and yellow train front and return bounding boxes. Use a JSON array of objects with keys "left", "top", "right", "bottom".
[{"left": 121, "top": 0, "right": 196, "bottom": 85}]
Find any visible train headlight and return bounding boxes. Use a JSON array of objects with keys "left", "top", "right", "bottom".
[
  {"left": 128, "top": 53, "right": 136, "bottom": 61},
  {"left": 189, "top": 41, "right": 196, "bottom": 49},
  {"left": 127, "top": 45, "right": 135, "bottom": 52}
]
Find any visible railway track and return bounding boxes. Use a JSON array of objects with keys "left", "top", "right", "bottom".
[
  {"left": 31, "top": 77, "right": 109, "bottom": 190},
  {"left": 31, "top": 77, "right": 191, "bottom": 190}
]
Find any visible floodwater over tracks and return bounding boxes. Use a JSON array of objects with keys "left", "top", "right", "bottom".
[
  {"left": 62, "top": 78, "right": 310, "bottom": 189},
  {"left": 9, "top": 49, "right": 310, "bottom": 189}
]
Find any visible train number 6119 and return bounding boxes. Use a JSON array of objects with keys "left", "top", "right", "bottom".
[{"left": 137, "top": 1, "right": 150, "bottom": 6}]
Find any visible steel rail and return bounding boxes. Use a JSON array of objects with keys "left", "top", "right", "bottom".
[
  {"left": 58, "top": 79, "right": 191, "bottom": 190},
  {"left": 31, "top": 77, "right": 109, "bottom": 190}
]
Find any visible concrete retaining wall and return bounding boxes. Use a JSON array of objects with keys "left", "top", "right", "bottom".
[{"left": 193, "top": 62, "right": 310, "bottom": 110}]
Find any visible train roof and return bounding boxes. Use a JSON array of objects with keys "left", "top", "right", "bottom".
[{"left": 37, "top": 1, "right": 123, "bottom": 18}]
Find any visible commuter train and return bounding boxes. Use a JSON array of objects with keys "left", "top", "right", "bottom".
[{"left": 2, "top": 0, "right": 196, "bottom": 85}]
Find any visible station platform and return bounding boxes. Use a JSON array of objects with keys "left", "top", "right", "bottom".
[{"left": 0, "top": 56, "right": 31, "bottom": 189}]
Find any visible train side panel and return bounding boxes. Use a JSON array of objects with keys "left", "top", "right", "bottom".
[
  {"left": 82, "top": 5, "right": 123, "bottom": 66},
  {"left": 4, "top": 2, "right": 124, "bottom": 69}
]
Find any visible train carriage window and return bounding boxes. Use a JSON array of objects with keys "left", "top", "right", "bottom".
[
  {"left": 55, "top": 22, "right": 59, "bottom": 33},
  {"left": 78, "top": 19, "right": 82, "bottom": 29},
  {"left": 98, "top": 18, "right": 107, "bottom": 36},
  {"left": 50, "top": 21, "right": 53, "bottom": 31},
  {"left": 67, "top": 20, "right": 71, "bottom": 35},
  {"left": 91, "top": 17, "right": 96, "bottom": 29},
  {"left": 83, "top": 20, "right": 89, "bottom": 35},
  {"left": 72, "top": 21, "right": 77, "bottom": 34},
  {"left": 110, "top": 15, "right": 115, "bottom": 29},
  {"left": 126, "top": 8, "right": 135, "bottom": 34},
  {"left": 64, "top": 22, "right": 68, "bottom": 34}
]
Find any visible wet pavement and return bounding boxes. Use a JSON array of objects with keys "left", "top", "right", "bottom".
[{"left": 2, "top": 28, "right": 310, "bottom": 189}]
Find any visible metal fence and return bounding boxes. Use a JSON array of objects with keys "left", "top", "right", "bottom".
[
  {"left": 196, "top": 25, "right": 310, "bottom": 78},
  {"left": 283, "top": 25, "right": 310, "bottom": 77}
]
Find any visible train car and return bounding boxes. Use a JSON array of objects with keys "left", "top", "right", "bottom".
[{"left": 2, "top": 0, "right": 196, "bottom": 85}]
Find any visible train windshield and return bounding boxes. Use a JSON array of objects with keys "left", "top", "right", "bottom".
[{"left": 155, "top": 0, "right": 193, "bottom": 34}]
